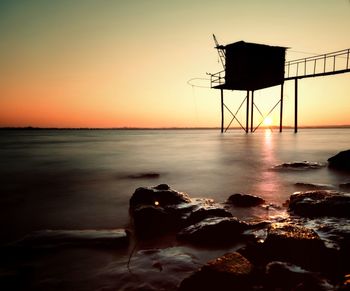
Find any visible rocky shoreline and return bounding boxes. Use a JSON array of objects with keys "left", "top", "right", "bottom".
[{"left": 124, "top": 183, "right": 350, "bottom": 290}]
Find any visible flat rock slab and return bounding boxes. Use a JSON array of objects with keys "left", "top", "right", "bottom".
[
  {"left": 294, "top": 182, "right": 335, "bottom": 190},
  {"left": 288, "top": 190, "right": 350, "bottom": 218},
  {"left": 179, "top": 252, "right": 254, "bottom": 291},
  {"left": 11, "top": 229, "right": 129, "bottom": 249},
  {"left": 272, "top": 161, "right": 324, "bottom": 171}
]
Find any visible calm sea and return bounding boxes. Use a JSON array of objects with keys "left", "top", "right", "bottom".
[
  {"left": 1, "top": 128, "right": 350, "bottom": 290},
  {"left": 1, "top": 128, "right": 349, "bottom": 244}
]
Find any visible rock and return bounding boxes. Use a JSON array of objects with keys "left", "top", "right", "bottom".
[
  {"left": 179, "top": 252, "right": 254, "bottom": 291},
  {"left": 263, "top": 222, "right": 326, "bottom": 270},
  {"left": 177, "top": 217, "right": 248, "bottom": 245},
  {"left": 328, "top": 150, "right": 350, "bottom": 171},
  {"left": 295, "top": 182, "right": 335, "bottom": 190},
  {"left": 127, "top": 172, "right": 160, "bottom": 179},
  {"left": 265, "top": 261, "right": 334, "bottom": 291},
  {"left": 132, "top": 205, "right": 178, "bottom": 236},
  {"left": 288, "top": 190, "right": 350, "bottom": 218},
  {"left": 185, "top": 206, "right": 232, "bottom": 226},
  {"left": 272, "top": 161, "right": 324, "bottom": 170},
  {"left": 129, "top": 184, "right": 191, "bottom": 212},
  {"left": 227, "top": 193, "right": 265, "bottom": 207}
]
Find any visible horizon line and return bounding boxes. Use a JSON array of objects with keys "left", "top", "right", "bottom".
[{"left": 1, "top": 125, "right": 350, "bottom": 130}]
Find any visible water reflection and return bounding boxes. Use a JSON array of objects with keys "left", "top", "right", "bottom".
[{"left": 253, "top": 130, "right": 283, "bottom": 203}]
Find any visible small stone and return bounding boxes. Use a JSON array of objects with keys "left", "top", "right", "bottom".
[{"left": 227, "top": 193, "right": 265, "bottom": 207}]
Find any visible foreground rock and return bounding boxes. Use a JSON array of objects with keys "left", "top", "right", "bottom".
[
  {"left": 328, "top": 150, "right": 350, "bottom": 171},
  {"left": 177, "top": 217, "right": 249, "bottom": 246},
  {"left": 227, "top": 193, "right": 265, "bottom": 207},
  {"left": 288, "top": 190, "right": 350, "bottom": 218},
  {"left": 263, "top": 223, "right": 326, "bottom": 270},
  {"left": 272, "top": 161, "right": 324, "bottom": 171},
  {"left": 179, "top": 252, "right": 254, "bottom": 291}
]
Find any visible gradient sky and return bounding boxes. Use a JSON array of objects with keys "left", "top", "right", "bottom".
[{"left": 1, "top": 0, "right": 349, "bottom": 128}]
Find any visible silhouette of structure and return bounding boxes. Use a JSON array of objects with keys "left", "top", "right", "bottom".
[{"left": 210, "top": 35, "right": 350, "bottom": 133}]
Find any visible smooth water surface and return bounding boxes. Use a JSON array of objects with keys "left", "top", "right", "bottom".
[{"left": 0, "top": 128, "right": 349, "bottom": 243}]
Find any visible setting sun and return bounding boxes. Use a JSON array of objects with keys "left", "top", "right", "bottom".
[{"left": 263, "top": 117, "right": 273, "bottom": 127}]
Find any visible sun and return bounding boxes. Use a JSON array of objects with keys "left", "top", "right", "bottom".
[{"left": 263, "top": 117, "right": 273, "bottom": 127}]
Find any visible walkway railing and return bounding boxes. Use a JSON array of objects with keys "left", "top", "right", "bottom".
[{"left": 285, "top": 48, "right": 350, "bottom": 80}]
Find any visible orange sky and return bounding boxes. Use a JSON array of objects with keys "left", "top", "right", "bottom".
[{"left": 0, "top": 0, "right": 349, "bottom": 128}]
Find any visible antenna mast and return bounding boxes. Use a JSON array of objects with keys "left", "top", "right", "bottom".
[{"left": 213, "top": 34, "right": 226, "bottom": 69}]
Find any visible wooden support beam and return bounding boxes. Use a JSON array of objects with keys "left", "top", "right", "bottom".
[
  {"left": 250, "top": 91, "right": 254, "bottom": 132},
  {"left": 280, "top": 84, "right": 284, "bottom": 132},
  {"left": 295, "top": 79, "right": 298, "bottom": 133},
  {"left": 246, "top": 90, "right": 250, "bottom": 133},
  {"left": 221, "top": 89, "right": 224, "bottom": 133}
]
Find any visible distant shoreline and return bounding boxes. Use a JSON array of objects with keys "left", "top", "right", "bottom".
[{"left": 1, "top": 125, "right": 350, "bottom": 130}]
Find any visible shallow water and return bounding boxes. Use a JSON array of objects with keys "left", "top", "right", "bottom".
[{"left": 0, "top": 128, "right": 349, "bottom": 289}]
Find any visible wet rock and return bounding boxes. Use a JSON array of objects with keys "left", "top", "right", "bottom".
[
  {"left": 179, "top": 252, "right": 254, "bottom": 291},
  {"left": 185, "top": 206, "right": 232, "bottom": 226},
  {"left": 227, "top": 193, "right": 265, "bottom": 207},
  {"left": 328, "top": 150, "right": 350, "bottom": 171},
  {"left": 265, "top": 261, "right": 334, "bottom": 291},
  {"left": 177, "top": 217, "right": 248, "bottom": 246},
  {"left": 295, "top": 182, "right": 335, "bottom": 190},
  {"left": 130, "top": 184, "right": 191, "bottom": 212},
  {"left": 12, "top": 229, "right": 129, "bottom": 249},
  {"left": 263, "top": 222, "right": 326, "bottom": 270},
  {"left": 288, "top": 190, "right": 350, "bottom": 218},
  {"left": 272, "top": 161, "right": 324, "bottom": 170}
]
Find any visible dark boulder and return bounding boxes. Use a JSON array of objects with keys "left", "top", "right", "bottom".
[
  {"left": 129, "top": 185, "right": 194, "bottom": 237},
  {"left": 263, "top": 222, "right": 326, "bottom": 270},
  {"left": 328, "top": 150, "right": 350, "bottom": 171},
  {"left": 177, "top": 217, "right": 248, "bottom": 245},
  {"left": 288, "top": 190, "right": 350, "bottom": 218},
  {"left": 227, "top": 193, "right": 265, "bottom": 207},
  {"left": 179, "top": 252, "right": 255, "bottom": 291},
  {"left": 129, "top": 184, "right": 191, "bottom": 212}
]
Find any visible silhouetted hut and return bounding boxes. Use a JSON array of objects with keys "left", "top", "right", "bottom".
[{"left": 218, "top": 41, "right": 287, "bottom": 90}]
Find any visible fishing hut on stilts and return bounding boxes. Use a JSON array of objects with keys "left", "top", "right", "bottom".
[{"left": 209, "top": 35, "right": 350, "bottom": 133}]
